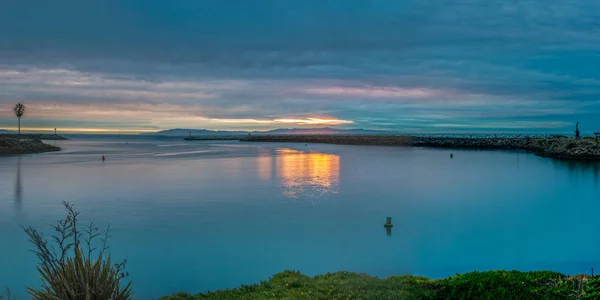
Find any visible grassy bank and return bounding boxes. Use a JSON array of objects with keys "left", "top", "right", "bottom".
[{"left": 160, "top": 270, "right": 599, "bottom": 300}]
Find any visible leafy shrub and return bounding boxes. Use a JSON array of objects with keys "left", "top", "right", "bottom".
[
  {"left": 583, "top": 277, "right": 600, "bottom": 299},
  {"left": 434, "top": 270, "right": 575, "bottom": 300},
  {"left": 23, "top": 201, "right": 132, "bottom": 300}
]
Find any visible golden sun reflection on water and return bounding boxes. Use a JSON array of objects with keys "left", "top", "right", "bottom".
[
  {"left": 257, "top": 148, "right": 340, "bottom": 201},
  {"left": 256, "top": 148, "right": 274, "bottom": 181}
]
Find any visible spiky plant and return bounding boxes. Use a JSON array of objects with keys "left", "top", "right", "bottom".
[
  {"left": 13, "top": 103, "right": 25, "bottom": 141},
  {"left": 23, "top": 201, "right": 132, "bottom": 300}
]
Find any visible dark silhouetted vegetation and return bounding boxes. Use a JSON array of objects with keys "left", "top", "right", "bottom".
[{"left": 13, "top": 103, "right": 25, "bottom": 140}]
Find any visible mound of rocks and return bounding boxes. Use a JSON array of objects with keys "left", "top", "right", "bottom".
[{"left": 0, "top": 135, "right": 61, "bottom": 155}]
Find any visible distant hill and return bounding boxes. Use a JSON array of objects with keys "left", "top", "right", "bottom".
[
  {"left": 140, "top": 128, "right": 248, "bottom": 137},
  {"left": 0, "top": 129, "right": 15, "bottom": 134},
  {"left": 142, "top": 127, "right": 396, "bottom": 136},
  {"left": 259, "top": 127, "right": 394, "bottom": 135}
]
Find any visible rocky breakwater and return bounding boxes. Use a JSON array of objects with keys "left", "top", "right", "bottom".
[
  {"left": 534, "top": 137, "right": 600, "bottom": 160},
  {"left": 412, "top": 136, "right": 600, "bottom": 160},
  {"left": 242, "top": 134, "right": 600, "bottom": 160},
  {"left": 24, "top": 134, "right": 69, "bottom": 140},
  {"left": 241, "top": 134, "right": 414, "bottom": 146},
  {"left": 411, "top": 136, "right": 540, "bottom": 150},
  {"left": 0, "top": 135, "right": 61, "bottom": 155}
]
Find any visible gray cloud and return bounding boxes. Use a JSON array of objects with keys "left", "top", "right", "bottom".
[{"left": 1, "top": 0, "right": 599, "bottom": 132}]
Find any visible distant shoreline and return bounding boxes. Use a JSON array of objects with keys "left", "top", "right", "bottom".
[
  {"left": 239, "top": 134, "right": 600, "bottom": 160},
  {"left": 183, "top": 135, "right": 246, "bottom": 141}
]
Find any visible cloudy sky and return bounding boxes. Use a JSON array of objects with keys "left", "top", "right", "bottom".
[{"left": 1, "top": 0, "right": 599, "bottom": 133}]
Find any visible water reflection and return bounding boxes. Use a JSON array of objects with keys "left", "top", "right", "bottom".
[
  {"left": 551, "top": 159, "right": 600, "bottom": 184},
  {"left": 15, "top": 156, "right": 22, "bottom": 209},
  {"left": 256, "top": 148, "right": 274, "bottom": 181},
  {"left": 257, "top": 148, "right": 340, "bottom": 202},
  {"left": 385, "top": 227, "right": 392, "bottom": 237}
]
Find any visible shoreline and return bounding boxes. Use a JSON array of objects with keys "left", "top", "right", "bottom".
[
  {"left": 159, "top": 269, "right": 596, "bottom": 299},
  {"left": 239, "top": 135, "right": 600, "bottom": 160},
  {"left": 0, "top": 134, "right": 62, "bottom": 155}
]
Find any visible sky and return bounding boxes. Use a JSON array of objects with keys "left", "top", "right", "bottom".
[{"left": 1, "top": 0, "right": 599, "bottom": 134}]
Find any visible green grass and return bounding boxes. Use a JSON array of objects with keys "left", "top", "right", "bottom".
[{"left": 158, "top": 270, "right": 595, "bottom": 300}]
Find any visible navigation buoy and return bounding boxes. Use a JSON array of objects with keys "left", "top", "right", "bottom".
[
  {"left": 384, "top": 217, "right": 393, "bottom": 228},
  {"left": 450, "top": 153, "right": 453, "bottom": 158},
  {"left": 102, "top": 155, "right": 105, "bottom": 161}
]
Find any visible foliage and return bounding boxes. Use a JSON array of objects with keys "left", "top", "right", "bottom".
[
  {"left": 13, "top": 103, "right": 25, "bottom": 137},
  {"left": 23, "top": 201, "right": 132, "bottom": 300},
  {"left": 433, "top": 270, "right": 577, "bottom": 300},
  {"left": 159, "top": 270, "right": 593, "bottom": 300},
  {"left": 159, "top": 270, "right": 436, "bottom": 300},
  {"left": 583, "top": 277, "right": 600, "bottom": 299},
  {"left": 13, "top": 103, "right": 25, "bottom": 118}
]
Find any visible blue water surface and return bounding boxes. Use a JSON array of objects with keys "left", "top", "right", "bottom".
[{"left": 1, "top": 135, "right": 600, "bottom": 299}]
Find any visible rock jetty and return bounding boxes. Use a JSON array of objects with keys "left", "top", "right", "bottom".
[
  {"left": 24, "top": 134, "right": 69, "bottom": 140},
  {"left": 241, "top": 134, "right": 414, "bottom": 145},
  {"left": 241, "top": 135, "right": 600, "bottom": 160},
  {"left": 0, "top": 135, "right": 61, "bottom": 155}
]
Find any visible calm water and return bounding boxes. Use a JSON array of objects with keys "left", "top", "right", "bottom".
[{"left": 1, "top": 136, "right": 600, "bottom": 299}]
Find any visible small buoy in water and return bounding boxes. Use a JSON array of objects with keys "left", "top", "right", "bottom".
[
  {"left": 305, "top": 144, "right": 307, "bottom": 146},
  {"left": 450, "top": 153, "right": 453, "bottom": 158},
  {"left": 102, "top": 155, "right": 105, "bottom": 161},
  {"left": 384, "top": 217, "right": 393, "bottom": 228}
]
